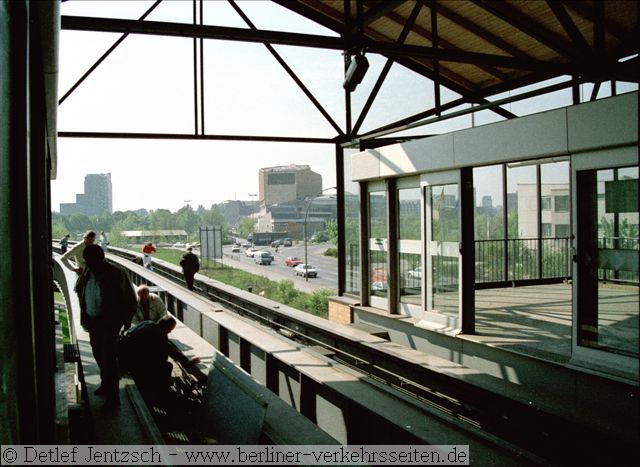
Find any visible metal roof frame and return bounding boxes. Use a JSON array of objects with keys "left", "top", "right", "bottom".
[{"left": 58, "top": 0, "right": 638, "bottom": 147}]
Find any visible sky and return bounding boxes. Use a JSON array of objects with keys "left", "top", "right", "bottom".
[{"left": 51, "top": 0, "right": 638, "bottom": 213}]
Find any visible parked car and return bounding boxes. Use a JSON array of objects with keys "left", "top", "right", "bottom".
[
  {"left": 371, "top": 281, "right": 388, "bottom": 291},
  {"left": 371, "top": 267, "right": 387, "bottom": 283},
  {"left": 294, "top": 263, "right": 318, "bottom": 278},
  {"left": 283, "top": 238, "right": 292, "bottom": 247},
  {"left": 231, "top": 245, "right": 240, "bottom": 253},
  {"left": 254, "top": 251, "right": 273, "bottom": 265},
  {"left": 285, "top": 256, "right": 303, "bottom": 267},
  {"left": 407, "top": 266, "right": 422, "bottom": 279}
]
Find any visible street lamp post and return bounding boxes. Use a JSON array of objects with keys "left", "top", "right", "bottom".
[
  {"left": 248, "top": 193, "right": 257, "bottom": 245},
  {"left": 303, "top": 187, "right": 336, "bottom": 281}
]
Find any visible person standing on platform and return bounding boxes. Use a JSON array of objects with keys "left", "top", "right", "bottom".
[
  {"left": 59, "top": 234, "right": 70, "bottom": 254},
  {"left": 179, "top": 245, "right": 200, "bottom": 291},
  {"left": 99, "top": 231, "right": 109, "bottom": 252},
  {"left": 142, "top": 241, "right": 156, "bottom": 269},
  {"left": 133, "top": 284, "right": 168, "bottom": 324},
  {"left": 61, "top": 230, "right": 96, "bottom": 274},
  {"left": 75, "top": 244, "right": 136, "bottom": 410}
]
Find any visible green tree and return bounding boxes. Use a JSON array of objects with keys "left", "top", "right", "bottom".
[
  {"left": 273, "top": 280, "right": 300, "bottom": 305},
  {"left": 326, "top": 219, "right": 338, "bottom": 246},
  {"left": 238, "top": 217, "right": 255, "bottom": 238},
  {"left": 150, "top": 209, "right": 175, "bottom": 230}
]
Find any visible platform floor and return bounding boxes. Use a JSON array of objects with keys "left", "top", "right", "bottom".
[{"left": 473, "top": 282, "right": 638, "bottom": 361}]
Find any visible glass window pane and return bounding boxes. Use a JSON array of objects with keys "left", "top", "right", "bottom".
[
  {"left": 554, "top": 195, "right": 569, "bottom": 212},
  {"left": 541, "top": 161, "right": 570, "bottom": 279},
  {"left": 507, "top": 165, "right": 538, "bottom": 280},
  {"left": 398, "top": 186, "right": 421, "bottom": 305},
  {"left": 344, "top": 149, "right": 360, "bottom": 295},
  {"left": 428, "top": 184, "right": 459, "bottom": 316},
  {"left": 369, "top": 190, "right": 387, "bottom": 298},
  {"left": 474, "top": 165, "right": 505, "bottom": 283}
]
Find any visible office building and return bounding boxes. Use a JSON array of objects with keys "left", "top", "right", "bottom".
[{"left": 60, "top": 173, "right": 112, "bottom": 216}]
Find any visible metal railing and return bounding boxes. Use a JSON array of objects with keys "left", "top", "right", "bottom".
[{"left": 475, "top": 237, "right": 571, "bottom": 287}]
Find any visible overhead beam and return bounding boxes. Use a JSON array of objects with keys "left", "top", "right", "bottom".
[
  {"left": 61, "top": 15, "right": 576, "bottom": 72},
  {"left": 57, "top": 131, "right": 336, "bottom": 144}
]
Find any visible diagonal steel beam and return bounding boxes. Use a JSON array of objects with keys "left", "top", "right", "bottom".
[
  {"left": 472, "top": 0, "right": 577, "bottom": 59},
  {"left": 358, "top": 78, "right": 580, "bottom": 141},
  {"left": 361, "top": 0, "right": 405, "bottom": 27},
  {"left": 58, "top": 1, "right": 163, "bottom": 105},
  {"left": 228, "top": 0, "right": 344, "bottom": 136},
  {"left": 352, "top": 1, "right": 423, "bottom": 136},
  {"left": 546, "top": 0, "right": 591, "bottom": 56},
  {"left": 433, "top": 1, "right": 528, "bottom": 59}
]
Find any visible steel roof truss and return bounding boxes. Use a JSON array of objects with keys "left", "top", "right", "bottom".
[
  {"left": 351, "top": 1, "right": 423, "bottom": 136},
  {"left": 227, "top": 0, "right": 344, "bottom": 136}
]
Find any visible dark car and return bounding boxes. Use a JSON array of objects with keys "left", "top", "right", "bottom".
[{"left": 271, "top": 240, "right": 282, "bottom": 248}]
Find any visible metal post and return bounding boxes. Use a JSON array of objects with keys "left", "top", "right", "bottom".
[{"left": 303, "top": 187, "right": 337, "bottom": 281}]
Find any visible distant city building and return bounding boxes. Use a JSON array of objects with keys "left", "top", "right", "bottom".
[
  {"left": 256, "top": 196, "right": 337, "bottom": 239},
  {"left": 258, "top": 164, "right": 322, "bottom": 212},
  {"left": 217, "top": 199, "right": 258, "bottom": 226},
  {"left": 517, "top": 184, "right": 570, "bottom": 238},
  {"left": 120, "top": 230, "right": 188, "bottom": 245},
  {"left": 60, "top": 173, "right": 112, "bottom": 216}
]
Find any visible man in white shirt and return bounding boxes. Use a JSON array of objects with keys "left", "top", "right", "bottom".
[
  {"left": 133, "top": 284, "right": 168, "bottom": 323},
  {"left": 61, "top": 230, "right": 96, "bottom": 273}
]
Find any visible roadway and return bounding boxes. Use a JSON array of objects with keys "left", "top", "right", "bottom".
[{"left": 219, "top": 242, "right": 338, "bottom": 294}]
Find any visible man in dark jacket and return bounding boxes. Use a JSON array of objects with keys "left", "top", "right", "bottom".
[
  {"left": 120, "top": 315, "right": 177, "bottom": 401},
  {"left": 76, "top": 244, "right": 137, "bottom": 410},
  {"left": 179, "top": 246, "right": 200, "bottom": 291}
]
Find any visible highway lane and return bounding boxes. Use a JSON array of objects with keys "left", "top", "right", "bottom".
[{"left": 220, "top": 242, "right": 338, "bottom": 294}]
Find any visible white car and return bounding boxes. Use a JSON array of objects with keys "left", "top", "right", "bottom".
[
  {"left": 408, "top": 266, "right": 422, "bottom": 279},
  {"left": 245, "top": 248, "right": 258, "bottom": 257},
  {"left": 231, "top": 245, "right": 240, "bottom": 253},
  {"left": 294, "top": 263, "right": 318, "bottom": 278}
]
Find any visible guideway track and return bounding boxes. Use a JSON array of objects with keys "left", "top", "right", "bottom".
[{"left": 74, "top": 245, "right": 637, "bottom": 464}]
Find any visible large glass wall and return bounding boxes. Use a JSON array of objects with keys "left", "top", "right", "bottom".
[
  {"left": 577, "top": 166, "right": 639, "bottom": 357},
  {"left": 398, "top": 184, "right": 422, "bottom": 307},
  {"left": 474, "top": 159, "right": 573, "bottom": 358},
  {"left": 343, "top": 148, "right": 360, "bottom": 295},
  {"left": 369, "top": 189, "right": 387, "bottom": 299}
]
